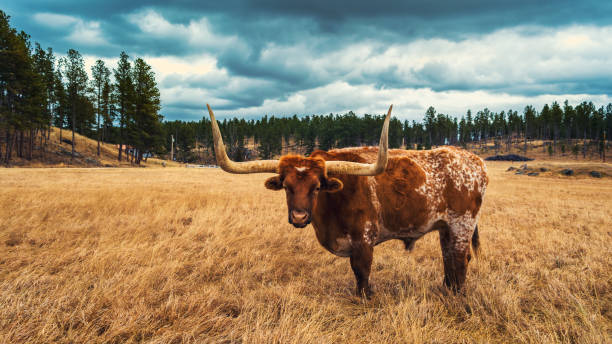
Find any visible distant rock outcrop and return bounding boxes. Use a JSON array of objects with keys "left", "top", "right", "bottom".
[
  {"left": 485, "top": 154, "right": 534, "bottom": 161},
  {"left": 590, "top": 171, "right": 602, "bottom": 178}
]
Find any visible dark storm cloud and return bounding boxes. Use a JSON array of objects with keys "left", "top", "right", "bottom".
[
  {"left": 12, "top": 0, "right": 612, "bottom": 26},
  {"left": 8, "top": 0, "right": 612, "bottom": 56}
]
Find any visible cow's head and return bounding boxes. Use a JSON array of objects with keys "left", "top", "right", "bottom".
[
  {"left": 206, "top": 104, "right": 392, "bottom": 228},
  {"left": 263, "top": 156, "right": 343, "bottom": 227}
]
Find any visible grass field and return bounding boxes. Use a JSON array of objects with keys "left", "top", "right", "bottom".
[{"left": 0, "top": 163, "right": 611, "bottom": 343}]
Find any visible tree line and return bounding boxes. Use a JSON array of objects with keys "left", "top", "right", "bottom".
[
  {"left": 164, "top": 101, "right": 611, "bottom": 163},
  {"left": 0, "top": 10, "right": 163, "bottom": 165},
  {"left": 162, "top": 112, "right": 402, "bottom": 162},
  {"left": 409, "top": 102, "right": 611, "bottom": 158}
]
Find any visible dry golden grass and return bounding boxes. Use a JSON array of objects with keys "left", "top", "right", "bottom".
[{"left": 0, "top": 163, "right": 611, "bottom": 343}]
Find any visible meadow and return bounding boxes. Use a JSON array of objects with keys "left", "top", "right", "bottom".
[{"left": 0, "top": 162, "right": 610, "bottom": 343}]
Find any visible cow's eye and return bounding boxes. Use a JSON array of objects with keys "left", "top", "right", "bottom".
[{"left": 315, "top": 186, "right": 320, "bottom": 192}]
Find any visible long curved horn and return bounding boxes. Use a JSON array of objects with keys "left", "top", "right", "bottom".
[
  {"left": 325, "top": 105, "right": 392, "bottom": 176},
  {"left": 207, "top": 104, "right": 278, "bottom": 173}
]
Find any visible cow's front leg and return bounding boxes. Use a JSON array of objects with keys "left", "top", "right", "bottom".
[
  {"left": 439, "top": 223, "right": 472, "bottom": 292},
  {"left": 349, "top": 239, "right": 373, "bottom": 298}
]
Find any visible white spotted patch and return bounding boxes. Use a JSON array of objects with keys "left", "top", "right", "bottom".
[
  {"left": 364, "top": 221, "right": 373, "bottom": 245},
  {"left": 449, "top": 213, "right": 476, "bottom": 251},
  {"left": 295, "top": 166, "right": 307, "bottom": 172}
]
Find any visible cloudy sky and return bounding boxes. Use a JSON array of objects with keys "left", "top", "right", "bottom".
[{"left": 4, "top": 1, "right": 612, "bottom": 121}]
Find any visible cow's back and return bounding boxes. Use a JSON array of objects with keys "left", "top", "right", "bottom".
[{"left": 325, "top": 146, "right": 488, "bottom": 239}]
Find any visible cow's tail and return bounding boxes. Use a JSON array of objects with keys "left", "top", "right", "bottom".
[{"left": 471, "top": 225, "right": 481, "bottom": 257}]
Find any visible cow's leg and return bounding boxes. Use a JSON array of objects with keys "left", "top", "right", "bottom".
[
  {"left": 401, "top": 238, "right": 415, "bottom": 251},
  {"left": 349, "top": 239, "right": 373, "bottom": 298},
  {"left": 439, "top": 221, "right": 474, "bottom": 292}
]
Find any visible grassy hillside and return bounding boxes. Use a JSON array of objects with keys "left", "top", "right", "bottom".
[
  {"left": 0, "top": 163, "right": 610, "bottom": 343},
  {"left": 466, "top": 138, "right": 611, "bottom": 162},
  {"left": 4, "top": 127, "right": 180, "bottom": 168}
]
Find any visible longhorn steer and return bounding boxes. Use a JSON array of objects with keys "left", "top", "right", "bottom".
[{"left": 206, "top": 104, "right": 488, "bottom": 297}]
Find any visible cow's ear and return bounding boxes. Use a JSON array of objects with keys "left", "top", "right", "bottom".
[
  {"left": 264, "top": 176, "right": 283, "bottom": 190},
  {"left": 323, "top": 177, "right": 343, "bottom": 193}
]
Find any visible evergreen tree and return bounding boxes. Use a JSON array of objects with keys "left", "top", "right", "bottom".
[
  {"left": 424, "top": 106, "right": 436, "bottom": 148},
  {"left": 53, "top": 64, "right": 67, "bottom": 141},
  {"left": 563, "top": 100, "right": 575, "bottom": 142},
  {"left": 32, "top": 44, "right": 55, "bottom": 145},
  {"left": 20, "top": 39, "right": 46, "bottom": 160},
  {"left": 113, "top": 51, "right": 134, "bottom": 161},
  {"left": 389, "top": 117, "right": 403, "bottom": 148},
  {"left": 575, "top": 101, "right": 594, "bottom": 158},
  {"left": 100, "top": 76, "right": 115, "bottom": 142},
  {"left": 550, "top": 101, "right": 563, "bottom": 153},
  {"left": 130, "top": 58, "right": 163, "bottom": 163},
  {"left": 523, "top": 105, "right": 536, "bottom": 154},
  {"left": 458, "top": 116, "right": 467, "bottom": 145},
  {"left": 91, "top": 59, "right": 110, "bottom": 156},
  {"left": 62, "top": 49, "right": 88, "bottom": 162},
  {"left": 403, "top": 120, "right": 413, "bottom": 149},
  {"left": 465, "top": 110, "right": 473, "bottom": 142}
]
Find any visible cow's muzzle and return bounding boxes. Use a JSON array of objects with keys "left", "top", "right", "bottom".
[{"left": 289, "top": 209, "right": 311, "bottom": 228}]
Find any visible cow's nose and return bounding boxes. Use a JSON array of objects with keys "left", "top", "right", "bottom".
[{"left": 291, "top": 210, "right": 308, "bottom": 223}]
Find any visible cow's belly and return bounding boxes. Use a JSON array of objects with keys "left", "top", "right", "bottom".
[
  {"left": 324, "top": 235, "right": 352, "bottom": 257},
  {"left": 311, "top": 224, "right": 353, "bottom": 257},
  {"left": 373, "top": 215, "right": 444, "bottom": 245},
  {"left": 373, "top": 225, "right": 427, "bottom": 245}
]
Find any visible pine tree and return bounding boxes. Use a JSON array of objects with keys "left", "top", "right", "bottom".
[
  {"left": 424, "top": 106, "right": 436, "bottom": 149},
  {"left": 32, "top": 44, "right": 55, "bottom": 146},
  {"left": 523, "top": 105, "right": 536, "bottom": 154},
  {"left": 388, "top": 117, "right": 403, "bottom": 148},
  {"left": 575, "top": 101, "right": 594, "bottom": 158},
  {"left": 62, "top": 49, "right": 88, "bottom": 162},
  {"left": 113, "top": 52, "right": 134, "bottom": 161},
  {"left": 563, "top": 100, "right": 575, "bottom": 143},
  {"left": 130, "top": 57, "right": 163, "bottom": 164},
  {"left": 465, "top": 110, "right": 473, "bottom": 143},
  {"left": 53, "top": 65, "right": 67, "bottom": 142},
  {"left": 91, "top": 59, "right": 111, "bottom": 156},
  {"left": 30, "top": 43, "right": 52, "bottom": 159},
  {"left": 100, "top": 78, "right": 114, "bottom": 143},
  {"left": 550, "top": 101, "right": 563, "bottom": 154}
]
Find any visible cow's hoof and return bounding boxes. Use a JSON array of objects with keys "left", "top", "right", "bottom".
[
  {"left": 357, "top": 287, "right": 374, "bottom": 299},
  {"left": 443, "top": 281, "right": 465, "bottom": 295}
]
